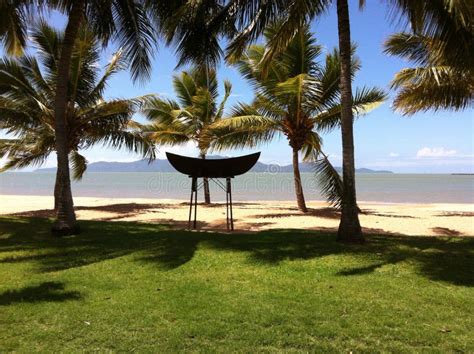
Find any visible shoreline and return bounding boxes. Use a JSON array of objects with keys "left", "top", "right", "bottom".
[
  {"left": 1, "top": 194, "right": 473, "bottom": 237},
  {"left": 0, "top": 193, "right": 473, "bottom": 206}
]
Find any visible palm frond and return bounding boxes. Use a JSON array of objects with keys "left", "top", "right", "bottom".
[
  {"left": 111, "top": 0, "right": 155, "bottom": 82},
  {"left": 142, "top": 96, "right": 182, "bottom": 124},
  {"left": 142, "top": 122, "right": 191, "bottom": 146},
  {"left": 312, "top": 153, "right": 343, "bottom": 209},
  {"left": 0, "top": 1, "right": 28, "bottom": 55},
  {"left": 301, "top": 132, "right": 323, "bottom": 161},
  {"left": 88, "top": 48, "right": 127, "bottom": 100},
  {"left": 0, "top": 136, "right": 53, "bottom": 172},
  {"left": 315, "top": 87, "right": 387, "bottom": 133},
  {"left": 30, "top": 21, "right": 62, "bottom": 80},
  {"left": 215, "top": 79, "right": 232, "bottom": 120},
  {"left": 19, "top": 55, "right": 54, "bottom": 98},
  {"left": 0, "top": 57, "right": 40, "bottom": 99},
  {"left": 209, "top": 110, "right": 279, "bottom": 151},
  {"left": 69, "top": 150, "right": 88, "bottom": 180},
  {"left": 314, "top": 45, "right": 361, "bottom": 109},
  {"left": 391, "top": 66, "right": 473, "bottom": 114},
  {"left": 93, "top": 130, "right": 156, "bottom": 160}
]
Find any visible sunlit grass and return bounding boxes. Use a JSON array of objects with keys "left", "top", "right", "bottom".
[{"left": 0, "top": 216, "right": 473, "bottom": 351}]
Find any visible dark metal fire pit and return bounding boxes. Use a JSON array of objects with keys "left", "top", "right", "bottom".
[{"left": 166, "top": 152, "right": 260, "bottom": 231}]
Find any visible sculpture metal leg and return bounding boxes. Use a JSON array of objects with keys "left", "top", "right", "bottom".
[
  {"left": 189, "top": 177, "right": 198, "bottom": 229},
  {"left": 193, "top": 178, "right": 198, "bottom": 229},
  {"left": 226, "top": 187, "right": 230, "bottom": 230},
  {"left": 226, "top": 177, "right": 234, "bottom": 231}
]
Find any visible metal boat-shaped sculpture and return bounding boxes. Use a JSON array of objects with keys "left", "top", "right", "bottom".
[
  {"left": 166, "top": 152, "right": 260, "bottom": 178},
  {"left": 166, "top": 152, "right": 260, "bottom": 231}
]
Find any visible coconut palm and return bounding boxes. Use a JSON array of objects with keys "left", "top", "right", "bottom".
[
  {"left": 142, "top": 66, "right": 232, "bottom": 204},
  {"left": 210, "top": 26, "right": 386, "bottom": 212},
  {"left": 0, "top": 0, "right": 156, "bottom": 235},
  {"left": 154, "top": 0, "right": 449, "bottom": 242},
  {"left": 0, "top": 23, "right": 155, "bottom": 210}
]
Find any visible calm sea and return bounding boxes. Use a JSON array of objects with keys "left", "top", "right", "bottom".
[{"left": 0, "top": 172, "right": 473, "bottom": 204}]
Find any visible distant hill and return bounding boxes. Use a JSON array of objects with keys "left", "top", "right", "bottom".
[{"left": 36, "top": 156, "right": 393, "bottom": 174}]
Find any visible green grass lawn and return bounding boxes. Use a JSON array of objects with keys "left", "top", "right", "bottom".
[{"left": 0, "top": 216, "right": 473, "bottom": 352}]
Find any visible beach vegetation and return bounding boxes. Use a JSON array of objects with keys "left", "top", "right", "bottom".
[
  {"left": 0, "top": 0, "right": 157, "bottom": 235},
  {"left": 0, "top": 23, "right": 156, "bottom": 209},
  {"left": 141, "top": 66, "right": 233, "bottom": 204},
  {"left": 210, "top": 25, "right": 386, "bottom": 212},
  {"left": 384, "top": 2, "right": 473, "bottom": 114}
]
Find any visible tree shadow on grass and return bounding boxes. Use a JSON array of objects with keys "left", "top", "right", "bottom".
[
  {"left": 0, "top": 282, "right": 82, "bottom": 306},
  {"left": 0, "top": 217, "right": 473, "bottom": 286},
  {"left": 0, "top": 217, "right": 202, "bottom": 272}
]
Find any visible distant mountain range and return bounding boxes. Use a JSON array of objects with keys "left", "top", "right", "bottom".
[{"left": 37, "top": 156, "right": 393, "bottom": 174}]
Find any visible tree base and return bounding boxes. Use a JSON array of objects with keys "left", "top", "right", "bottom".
[
  {"left": 336, "top": 235, "right": 365, "bottom": 244},
  {"left": 337, "top": 207, "right": 364, "bottom": 243},
  {"left": 51, "top": 223, "right": 81, "bottom": 237}
]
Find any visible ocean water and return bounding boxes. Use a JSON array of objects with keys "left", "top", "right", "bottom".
[{"left": 1, "top": 172, "right": 473, "bottom": 204}]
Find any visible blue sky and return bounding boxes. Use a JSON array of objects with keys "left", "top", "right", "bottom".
[{"left": 1, "top": 0, "right": 473, "bottom": 173}]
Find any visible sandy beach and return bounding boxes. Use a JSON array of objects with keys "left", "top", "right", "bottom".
[{"left": 1, "top": 194, "right": 472, "bottom": 236}]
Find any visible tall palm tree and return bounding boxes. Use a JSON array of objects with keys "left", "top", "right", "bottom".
[
  {"left": 333, "top": 0, "right": 363, "bottom": 242},
  {"left": 142, "top": 66, "right": 232, "bottom": 204},
  {"left": 211, "top": 26, "right": 385, "bottom": 212},
  {"left": 0, "top": 23, "right": 156, "bottom": 210},
  {"left": 0, "top": 0, "right": 156, "bottom": 235},
  {"left": 155, "top": 0, "right": 448, "bottom": 242}
]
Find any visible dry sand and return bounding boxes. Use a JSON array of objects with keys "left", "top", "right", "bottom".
[{"left": 1, "top": 194, "right": 473, "bottom": 236}]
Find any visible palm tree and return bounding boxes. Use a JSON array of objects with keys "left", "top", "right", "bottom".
[
  {"left": 210, "top": 26, "right": 385, "bottom": 212},
  {"left": 383, "top": 5, "right": 473, "bottom": 114},
  {"left": 152, "top": 0, "right": 435, "bottom": 243},
  {"left": 333, "top": 0, "right": 363, "bottom": 242},
  {"left": 142, "top": 66, "right": 232, "bottom": 204},
  {"left": 0, "top": 0, "right": 156, "bottom": 235},
  {"left": 0, "top": 23, "right": 155, "bottom": 210}
]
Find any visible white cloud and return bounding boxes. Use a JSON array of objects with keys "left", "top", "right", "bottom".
[
  {"left": 416, "top": 147, "right": 457, "bottom": 158},
  {"left": 389, "top": 152, "right": 399, "bottom": 157}
]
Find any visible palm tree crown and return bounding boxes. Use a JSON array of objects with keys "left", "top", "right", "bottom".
[
  {"left": 142, "top": 66, "right": 232, "bottom": 203},
  {"left": 0, "top": 23, "right": 155, "bottom": 179},
  {"left": 211, "top": 25, "right": 386, "bottom": 210},
  {"left": 143, "top": 66, "right": 232, "bottom": 155},
  {"left": 1, "top": 0, "right": 156, "bottom": 81}
]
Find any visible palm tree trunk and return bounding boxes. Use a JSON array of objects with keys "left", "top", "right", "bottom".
[
  {"left": 292, "top": 148, "right": 307, "bottom": 212},
  {"left": 54, "top": 171, "right": 60, "bottom": 211},
  {"left": 51, "top": 0, "right": 85, "bottom": 236},
  {"left": 201, "top": 153, "right": 211, "bottom": 204},
  {"left": 336, "top": 0, "right": 363, "bottom": 243}
]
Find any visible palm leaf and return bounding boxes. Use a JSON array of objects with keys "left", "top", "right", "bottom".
[
  {"left": 0, "top": 1, "right": 28, "bottom": 56},
  {"left": 111, "top": 0, "right": 155, "bottom": 82},
  {"left": 214, "top": 80, "right": 232, "bottom": 120},
  {"left": 312, "top": 153, "right": 343, "bottom": 209},
  {"left": 391, "top": 66, "right": 473, "bottom": 114},
  {"left": 315, "top": 87, "right": 387, "bottom": 133},
  {"left": 172, "top": 71, "right": 197, "bottom": 107},
  {"left": 142, "top": 97, "right": 182, "bottom": 124},
  {"left": 69, "top": 150, "right": 88, "bottom": 180},
  {"left": 88, "top": 48, "right": 126, "bottom": 101}
]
